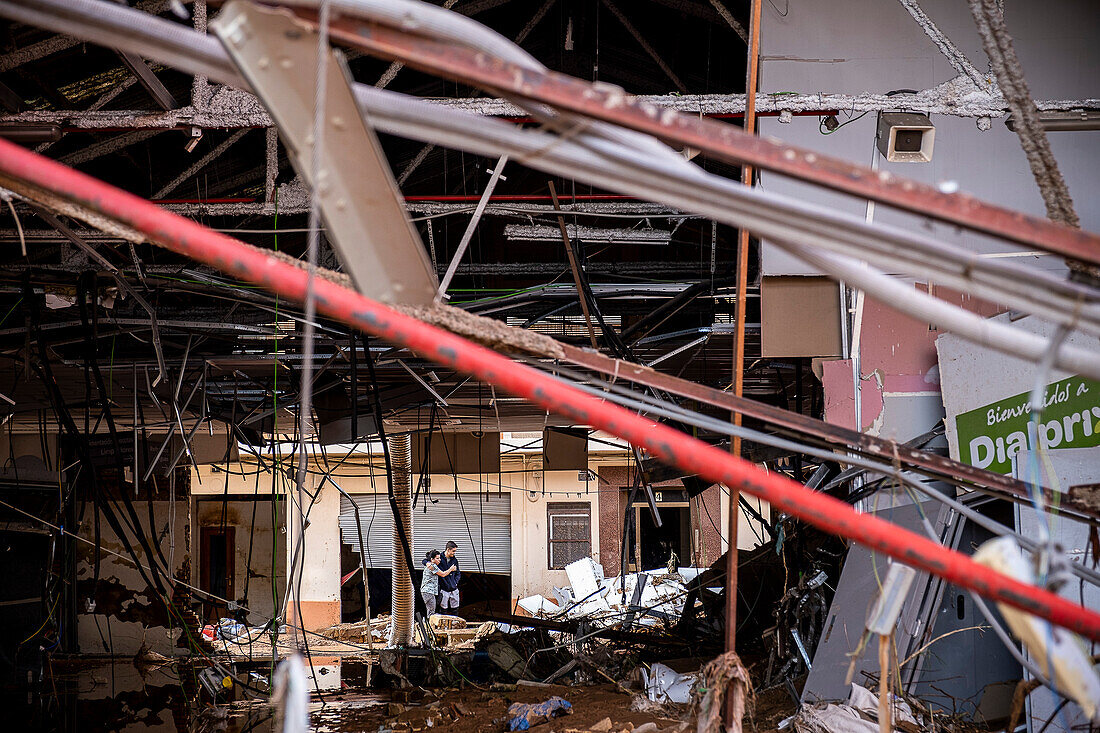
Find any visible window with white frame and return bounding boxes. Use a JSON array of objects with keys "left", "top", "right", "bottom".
[{"left": 547, "top": 502, "right": 591, "bottom": 569}]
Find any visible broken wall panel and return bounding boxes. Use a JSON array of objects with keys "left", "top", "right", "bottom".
[
  {"left": 75, "top": 498, "right": 191, "bottom": 656},
  {"left": 938, "top": 313, "right": 1100, "bottom": 476}
]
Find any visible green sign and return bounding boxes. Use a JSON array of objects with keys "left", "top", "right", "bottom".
[{"left": 956, "top": 375, "right": 1100, "bottom": 474}]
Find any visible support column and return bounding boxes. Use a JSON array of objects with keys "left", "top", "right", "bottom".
[
  {"left": 286, "top": 475, "right": 342, "bottom": 632},
  {"left": 389, "top": 434, "right": 414, "bottom": 646}
]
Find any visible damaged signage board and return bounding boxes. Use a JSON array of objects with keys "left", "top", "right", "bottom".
[
  {"left": 936, "top": 313, "right": 1100, "bottom": 478},
  {"left": 955, "top": 375, "right": 1099, "bottom": 474}
]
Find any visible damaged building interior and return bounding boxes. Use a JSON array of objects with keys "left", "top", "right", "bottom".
[{"left": 0, "top": 0, "right": 1097, "bottom": 731}]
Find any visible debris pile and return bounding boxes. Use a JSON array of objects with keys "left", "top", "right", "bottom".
[
  {"left": 372, "top": 682, "right": 689, "bottom": 733},
  {"left": 785, "top": 684, "right": 918, "bottom": 733},
  {"left": 321, "top": 615, "right": 391, "bottom": 645},
  {"left": 518, "top": 557, "right": 699, "bottom": 630}
]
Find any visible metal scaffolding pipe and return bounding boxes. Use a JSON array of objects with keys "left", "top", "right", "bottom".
[
  {"left": 388, "top": 433, "right": 413, "bottom": 646},
  {"left": 2, "top": 138, "right": 1100, "bottom": 641}
]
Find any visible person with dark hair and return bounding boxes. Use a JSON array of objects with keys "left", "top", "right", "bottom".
[
  {"left": 438, "top": 541, "right": 462, "bottom": 611},
  {"left": 420, "top": 549, "right": 456, "bottom": 617}
]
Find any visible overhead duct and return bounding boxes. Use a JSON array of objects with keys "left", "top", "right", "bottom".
[{"left": 388, "top": 433, "right": 414, "bottom": 647}]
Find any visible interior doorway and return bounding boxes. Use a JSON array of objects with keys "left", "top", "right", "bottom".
[
  {"left": 200, "top": 526, "right": 235, "bottom": 622},
  {"left": 630, "top": 502, "right": 692, "bottom": 571}
]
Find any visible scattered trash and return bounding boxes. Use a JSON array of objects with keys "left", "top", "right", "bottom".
[
  {"left": 785, "top": 684, "right": 916, "bottom": 733},
  {"left": 973, "top": 536, "right": 1100, "bottom": 719},
  {"left": 643, "top": 663, "right": 696, "bottom": 704},
  {"left": 517, "top": 594, "right": 561, "bottom": 616},
  {"left": 484, "top": 635, "right": 529, "bottom": 679},
  {"left": 506, "top": 696, "right": 573, "bottom": 731}
]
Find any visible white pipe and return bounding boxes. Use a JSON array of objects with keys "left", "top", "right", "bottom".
[{"left": 8, "top": 0, "right": 1098, "bottom": 338}]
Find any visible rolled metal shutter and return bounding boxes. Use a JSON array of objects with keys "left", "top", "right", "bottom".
[
  {"left": 339, "top": 494, "right": 395, "bottom": 571},
  {"left": 340, "top": 492, "right": 511, "bottom": 575}
]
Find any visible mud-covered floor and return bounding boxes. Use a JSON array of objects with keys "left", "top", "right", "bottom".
[
  {"left": 308, "top": 683, "right": 684, "bottom": 732},
  {"left": 17, "top": 655, "right": 807, "bottom": 733}
]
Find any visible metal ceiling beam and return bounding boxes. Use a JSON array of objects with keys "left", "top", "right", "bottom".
[
  {"left": 436, "top": 154, "right": 508, "bottom": 300},
  {"left": 152, "top": 128, "right": 250, "bottom": 200},
  {"left": 116, "top": 51, "right": 178, "bottom": 111},
  {"left": 706, "top": 0, "right": 750, "bottom": 43},
  {"left": 56, "top": 129, "right": 163, "bottom": 167},
  {"left": 601, "top": 0, "right": 688, "bottom": 93},
  {"left": 316, "top": 14, "right": 1100, "bottom": 268},
  {"left": 3, "top": 87, "right": 1096, "bottom": 130},
  {"left": 0, "top": 0, "right": 177, "bottom": 73}
]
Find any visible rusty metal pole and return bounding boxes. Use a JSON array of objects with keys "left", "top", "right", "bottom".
[
  {"left": 548, "top": 180, "right": 600, "bottom": 350},
  {"left": 726, "top": 0, "right": 761, "bottom": 728}
]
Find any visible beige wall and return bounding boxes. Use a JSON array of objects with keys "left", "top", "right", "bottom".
[
  {"left": 192, "top": 463, "right": 339, "bottom": 632},
  {"left": 193, "top": 497, "right": 285, "bottom": 628},
  {"left": 509, "top": 467, "right": 602, "bottom": 601},
  {"left": 328, "top": 456, "right": 606, "bottom": 603},
  {"left": 286, "top": 476, "right": 342, "bottom": 631}
]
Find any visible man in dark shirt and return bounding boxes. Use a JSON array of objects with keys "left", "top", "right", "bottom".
[{"left": 438, "top": 541, "right": 461, "bottom": 611}]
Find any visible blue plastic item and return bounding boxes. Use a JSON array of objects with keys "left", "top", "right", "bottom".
[{"left": 506, "top": 696, "right": 573, "bottom": 731}]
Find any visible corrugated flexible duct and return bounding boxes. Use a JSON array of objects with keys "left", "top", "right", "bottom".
[{"left": 388, "top": 433, "right": 413, "bottom": 646}]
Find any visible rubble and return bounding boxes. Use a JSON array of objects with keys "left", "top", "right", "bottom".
[
  {"left": 643, "top": 664, "right": 696, "bottom": 705},
  {"left": 519, "top": 557, "right": 697, "bottom": 631},
  {"left": 785, "top": 684, "right": 917, "bottom": 733}
]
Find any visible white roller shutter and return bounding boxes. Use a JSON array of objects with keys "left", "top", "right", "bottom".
[
  {"left": 340, "top": 492, "right": 511, "bottom": 575},
  {"left": 339, "top": 494, "right": 394, "bottom": 571}
]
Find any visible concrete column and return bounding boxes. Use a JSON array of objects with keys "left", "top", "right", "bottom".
[{"left": 286, "top": 475, "right": 342, "bottom": 631}]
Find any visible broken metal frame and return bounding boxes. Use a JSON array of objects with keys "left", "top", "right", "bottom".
[
  {"left": 31, "top": 208, "right": 169, "bottom": 385},
  {"left": 553, "top": 342, "right": 1099, "bottom": 523},
  {"left": 214, "top": 0, "right": 438, "bottom": 305},
  {"left": 4, "top": 1, "right": 1095, "bottom": 338},
  {"left": 3, "top": 138, "right": 1100, "bottom": 643},
  {"left": 278, "top": 19, "right": 1100, "bottom": 376},
  {"left": 0, "top": 2, "right": 1086, "bottom": 512},
  {"left": 547, "top": 180, "right": 600, "bottom": 351}
]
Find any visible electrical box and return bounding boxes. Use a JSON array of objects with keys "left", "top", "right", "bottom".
[{"left": 877, "top": 112, "right": 935, "bottom": 163}]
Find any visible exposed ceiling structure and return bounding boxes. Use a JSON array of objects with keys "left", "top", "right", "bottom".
[
  {"left": 1, "top": 1, "right": 1099, "bottom": 728},
  {"left": 0, "top": 0, "right": 810, "bottom": 444}
]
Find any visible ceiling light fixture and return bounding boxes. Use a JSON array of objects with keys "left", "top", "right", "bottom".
[{"left": 1005, "top": 109, "right": 1100, "bottom": 132}]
